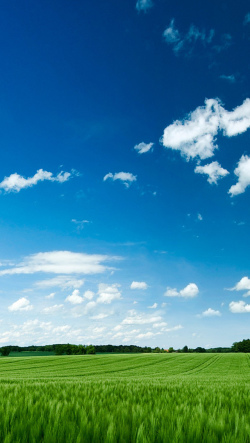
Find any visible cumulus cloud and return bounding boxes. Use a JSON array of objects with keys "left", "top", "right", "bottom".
[
  {"left": 122, "top": 310, "right": 162, "bottom": 325},
  {"left": 229, "top": 155, "right": 250, "bottom": 196},
  {"left": 229, "top": 300, "right": 250, "bottom": 313},
  {"left": 228, "top": 276, "right": 250, "bottom": 297},
  {"left": 161, "top": 98, "right": 250, "bottom": 161},
  {"left": 65, "top": 289, "right": 84, "bottom": 305},
  {"left": 35, "top": 276, "right": 85, "bottom": 290},
  {"left": 165, "top": 283, "right": 199, "bottom": 298},
  {"left": 194, "top": 161, "right": 229, "bottom": 184},
  {"left": 195, "top": 161, "right": 229, "bottom": 184},
  {"left": 0, "top": 169, "right": 73, "bottom": 193},
  {"left": 103, "top": 172, "right": 137, "bottom": 187},
  {"left": 130, "top": 281, "right": 148, "bottom": 290},
  {"left": 200, "top": 308, "right": 221, "bottom": 317},
  {"left": 136, "top": 0, "right": 153, "bottom": 12},
  {"left": 163, "top": 19, "right": 214, "bottom": 55},
  {"left": 8, "top": 297, "right": 33, "bottom": 312},
  {"left": 97, "top": 283, "right": 122, "bottom": 304},
  {"left": 0, "top": 251, "right": 117, "bottom": 276},
  {"left": 134, "top": 142, "right": 154, "bottom": 154},
  {"left": 43, "top": 304, "right": 64, "bottom": 314}
]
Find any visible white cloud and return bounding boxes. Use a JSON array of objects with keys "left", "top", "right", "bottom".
[
  {"left": 228, "top": 276, "right": 250, "bottom": 297},
  {"left": 91, "top": 313, "right": 111, "bottom": 320},
  {"left": 153, "top": 322, "right": 167, "bottom": 328},
  {"left": 244, "top": 13, "right": 250, "bottom": 25},
  {"left": 148, "top": 303, "right": 157, "bottom": 309},
  {"left": 0, "top": 251, "right": 117, "bottom": 276},
  {"left": 161, "top": 98, "right": 250, "bottom": 161},
  {"left": 230, "top": 276, "right": 250, "bottom": 291},
  {"left": 229, "top": 155, "right": 250, "bottom": 196},
  {"left": 45, "top": 292, "right": 55, "bottom": 299},
  {"left": 83, "top": 290, "right": 95, "bottom": 300},
  {"left": 35, "top": 276, "right": 85, "bottom": 290},
  {"left": 201, "top": 308, "right": 221, "bottom": 317},
  {"left": 134, "top": 142, "right": 154, "bottom": 154},
  {"left": 163, "top": 20, "right": 214, "bottom": 55},
  {"left": 97, "top": 283, "right": 122, "bottom": 304},
  {"left": 103, "top": 172, "right": 137, "bottom": 188},
  {"left": 122, "top": 310, "right": 162, "bottom": 325},
  {"left": 195, "top": 161, "right": 229, "bottom": 184},
  {"left": 136, "top": 0, "right": 153, "bottom": 13},
  {"left": 130, "top": 281, "right": 148, "bottom": 290},
  {"left": 8, "top": 297, "right": 33, "bottom": 312},
  {"left": 65, "top": 289, "right": 84, "bottom": 305},
  {"left": 162, "top": 325, "right": 183, "bottom": 332},
  {"left": 165, "top": 283, "right": 199, "bottom": 298},
  {"left": 43, "top": 304, "right": 64, "bottom": 314},
  {"left": 52, "top": 325, "right": 71, "bottom": 334},
  {"left": 136, "top": 332, "right": 156, "bottom": 339},
  {"left": 0, "top": 169, "right": 72, "bottom": 193},
  {"left": 229, "top": 300, "right": 250, "bottom": 313},
  {"left": 84, "top": 301, "right": 97, "bottom": 313}
]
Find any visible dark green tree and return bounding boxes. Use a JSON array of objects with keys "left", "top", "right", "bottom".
[
  {"left": 86, "top": 345, "right": 96, "bottom": 354},
  {"left": 0, "top": 347, "right": 10, "bottom": 356}
]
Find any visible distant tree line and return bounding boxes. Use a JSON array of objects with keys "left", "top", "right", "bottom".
[{"left": 1, "top": 339, "right": 250, "bottom": 357}]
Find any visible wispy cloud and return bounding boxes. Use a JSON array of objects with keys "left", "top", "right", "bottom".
[
  {"left": 229, "top": 155, "right": 250, "bottom": 196},
  {"left": 0, "top": 251, "right": 118, "bottom": 276},
  {"left": 148, "top": 302, "right": 157, "bottom": 309},
  {"left": 164, "top": 283, "right": 199, "bottom": 298},
  {"left": 0, "top": 169, "right": 74, "bottom": 193},
  {"left": 161, "top": 98, "right": 250, "bottom": 161},
  {"left": 213, "top": 34, "right": 232, "bottom": 53},
  {"left": 42, "top": 304, "right": 63, "bottom": 314},
  {"left": 103, "top": 172, "right": 137, "bottom": 187},
  {"left": 122, "top": 309, "right": 162, "bottom": 325},
  {"left": 195, "top": 161, "right": 229, "bottom": 184},
  {"left": 136, "top": 0, "right": 153, "bottom": 13},
  {"left": 134, "top": 142, "right": 154, "bottom": 154},
  {"left": 71, "top": 219, "right": 90, "bottom": 230},
  {"left": 163, "top": 19, "right": 214, "bottom": 56},
  {"left": 243, "top": 13, "right": 250, "bottom": 25},
  {"left": 35, "top": 276, "right": 85, "bottom": 290},
  {"left": 219, "top": 74, "right": 236, "bottom": 83}
]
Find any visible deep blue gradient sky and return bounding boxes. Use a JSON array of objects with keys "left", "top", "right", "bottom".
[{"left": 0, "top": 0, "right": 250, "bottom": 348}]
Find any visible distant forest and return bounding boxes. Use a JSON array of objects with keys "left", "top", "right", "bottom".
[{"left": 0, "top": 339, "right": 249, "bottom": 356}]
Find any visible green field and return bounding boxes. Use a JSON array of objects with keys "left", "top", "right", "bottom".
[{"left": 0, "top": 353, "right": 249, "bottom": 442}]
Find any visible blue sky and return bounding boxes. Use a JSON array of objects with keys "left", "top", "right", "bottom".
[{"left": 0, "top": 0, "right": 250, "bottom": 349}]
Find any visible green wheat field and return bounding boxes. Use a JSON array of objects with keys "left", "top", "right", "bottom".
[{"left": 0, "top": 353, "right": 249, "bottom": 442}]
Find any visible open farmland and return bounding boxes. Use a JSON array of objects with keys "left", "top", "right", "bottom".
[{"left": 0, "top": 353, "right": 249, "bottom": 442}]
